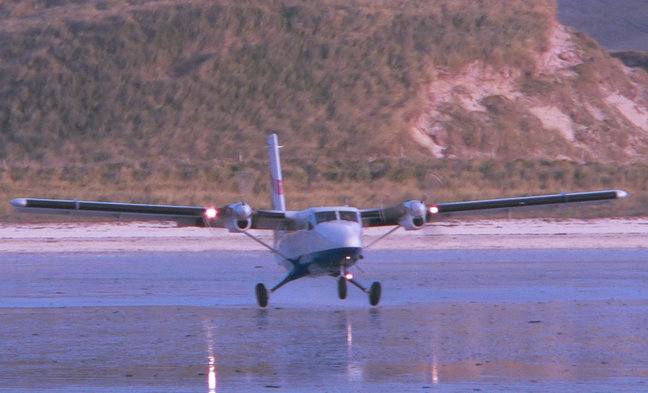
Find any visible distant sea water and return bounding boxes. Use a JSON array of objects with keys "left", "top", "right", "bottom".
[{"left": 557, "top": 0, "right": 648, "bottom": 51}]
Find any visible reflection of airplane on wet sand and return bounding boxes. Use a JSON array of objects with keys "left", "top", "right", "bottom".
[{"left": 11, "top": 134, "right": 628, "bottom": 307}]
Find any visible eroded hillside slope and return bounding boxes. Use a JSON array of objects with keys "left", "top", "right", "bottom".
[{"left": 412, "top": 10, "right": 648, "bottom": 162}]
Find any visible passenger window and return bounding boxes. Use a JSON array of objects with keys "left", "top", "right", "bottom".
[
  {"left": 339, "top": 211, "right": 358, "bottom": 222},
  {"left": 314, "top": 211, "right": 337, "bottom": 224}
]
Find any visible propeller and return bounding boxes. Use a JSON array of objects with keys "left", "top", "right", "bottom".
[
  {"left": 236, "top": 169, "right": 255, "bottom": 204},
  {"left": 422, "top": 172, "right": 444, "bottom": 203},
  {"left": 420, "top": 171, "right": 445, "bottom": 219}
]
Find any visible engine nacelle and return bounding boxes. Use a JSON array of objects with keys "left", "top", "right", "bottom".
[
  {"left": 398, "top": 200, "right": 427, "bottom": 230},
  {"left": 225, "top": 202, "right": 253, "bottom": 232}
]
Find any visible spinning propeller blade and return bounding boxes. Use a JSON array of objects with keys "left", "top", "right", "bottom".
[{"left": 236, "top": 169, "right": 255, "bottom": 204}]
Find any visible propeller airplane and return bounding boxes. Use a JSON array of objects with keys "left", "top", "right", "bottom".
[{"left": 11, "top": 134, "right": 628, "bottom": 307}]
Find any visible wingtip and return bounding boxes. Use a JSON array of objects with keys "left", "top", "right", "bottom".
[
  {"left": 615, "top": 190, "right": 629, "bottom": 199},
  {"left": 10, "top": 198, "right": 27, "bottom": 208}
]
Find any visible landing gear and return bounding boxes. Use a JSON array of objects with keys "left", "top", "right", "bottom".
[
  {"left": 255, "top": 283, "right": 269, "bottom": 308},
  {"left": 254, "top": 265, "right": 308, "bottom": 308},
  {"left": 255, "top": 267, "right": 381, "bottom": 307},
  {"left": 369, "top": 281, "right": 382, "bottom": 306},
  {"left": 341, "top": 274, "right": 382, "bottom": 307},
  {"left": 337, "top": 276, "right": 347, "bottom": 300}
]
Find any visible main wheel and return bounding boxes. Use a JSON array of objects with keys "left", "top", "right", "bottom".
[
  {"left": 368, "top": 281, "right": 381, "bottom": 306},
  {"left": 255, "top": 283, "right": 269, "bottom": 308},
  {"left": 337, "top": 276, "right": 347, "bottom": 300}
]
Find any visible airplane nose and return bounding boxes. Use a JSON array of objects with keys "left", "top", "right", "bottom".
[{"left": 317, "top": 222, "right": 362, "bottom": 248}]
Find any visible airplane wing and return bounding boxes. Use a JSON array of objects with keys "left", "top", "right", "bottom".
[
  {"left": 360, "top": 190, "right": 628, "bottom": 228},
  {"left": 10, "top": 198, "right": 297, "bottom": 230}
]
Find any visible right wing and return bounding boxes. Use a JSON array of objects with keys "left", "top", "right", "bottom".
[
  {"left": 430, "top": 190, "right": 628, "bottom": 218},
  {"left": 361, "top": 190, "right": 628, "bottom": 228},
  {"left": 10, "top": 198, "right": 298, "bottom": 230}
]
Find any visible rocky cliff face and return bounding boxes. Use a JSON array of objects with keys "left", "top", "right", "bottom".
[{"left": 411, "top": 18, "right": 648, "bottom": 162}]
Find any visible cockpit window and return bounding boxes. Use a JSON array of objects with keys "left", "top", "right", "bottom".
[
  {"left": 314, "top": 211, "right": 337, "bottom": 224},
  {"left": 339, "top": 211, "right": 359, "bottom": 223}
]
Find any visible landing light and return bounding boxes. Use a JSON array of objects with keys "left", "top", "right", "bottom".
[
  {"left": 429, "top": 205, "right": 440, "bottom": 215},
  {"left": 345, "top": 273, "right": 354, "bottom": 280},
  {"left": 205, "top": 207, "right": 218, "bottom": 219}
]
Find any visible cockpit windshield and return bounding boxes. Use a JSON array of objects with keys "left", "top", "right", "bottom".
[
  {"left": 339, "top": 210, "right": 359, "bottom": 223},
  {"left": 314, "top": 211, "right": 337, "bottom": 224},
  {"left": 313, "top": 210, "right": 359, "bottom": 225}
]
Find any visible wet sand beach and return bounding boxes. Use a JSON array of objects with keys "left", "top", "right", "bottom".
[{"left": 0, "top": 220, "right": 647, "bottom": 392}]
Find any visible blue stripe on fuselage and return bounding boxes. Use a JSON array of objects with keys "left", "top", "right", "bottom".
[{"left": 297, "top": 247, "right": 363, "bottom": 276}]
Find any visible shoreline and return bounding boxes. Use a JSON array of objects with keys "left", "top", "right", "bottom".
[{"left": 1, "top": 217, "right": 646, "bottom": 252}]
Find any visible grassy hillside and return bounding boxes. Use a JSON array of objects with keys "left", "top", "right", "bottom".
[
  {"left": 1, "top": 0, "right": 647, "bottom": 219},
  {"left": 0, "top": 0, "right": 554, "bottom": 163}
]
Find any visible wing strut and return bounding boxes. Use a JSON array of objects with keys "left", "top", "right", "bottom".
[
  {"left": 239, "top": 230, "right": 296, "bottom": 265},
  {"left": 365, "top": 225, "right": 401, "bottom": 250}
]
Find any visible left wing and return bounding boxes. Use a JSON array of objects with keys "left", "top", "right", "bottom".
[
  {"left": 10, "top": 198, "right": 297, "bottom": 231},
  {"left": 361, "top": 190, "right": 628, "bottom": 229}
]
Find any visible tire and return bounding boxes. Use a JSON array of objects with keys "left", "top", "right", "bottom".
[
  {"left": 337, "top": 276, "right": 347, "bottom": 300},
  {"left": 369, "top": 281, "right": 381, "bottom": 306},
  {"left": 255, "top": 283, "right": 269, "bottom": 308}
]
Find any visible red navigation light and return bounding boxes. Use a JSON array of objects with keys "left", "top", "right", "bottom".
[
  {"left": 205, "top": 207, "right": 218, "bottom": 219},
  {"left": 345, "top": 273, "right": 353, "bottom": 280},
  {"left": 429, "top": 205, "right": 440, "bottom": 215}
]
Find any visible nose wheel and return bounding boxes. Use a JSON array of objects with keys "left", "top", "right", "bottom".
[{"left": 337, "top": 276, "right": 348, "bottom": 300}]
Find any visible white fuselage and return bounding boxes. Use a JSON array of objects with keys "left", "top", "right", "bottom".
[{"left": 275, "top": 207, "right": 363, "bottom": 277}]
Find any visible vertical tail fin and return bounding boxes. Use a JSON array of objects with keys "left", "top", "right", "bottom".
[{"left": 267, "top": 134, "right": 286, "bottom": 211}]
